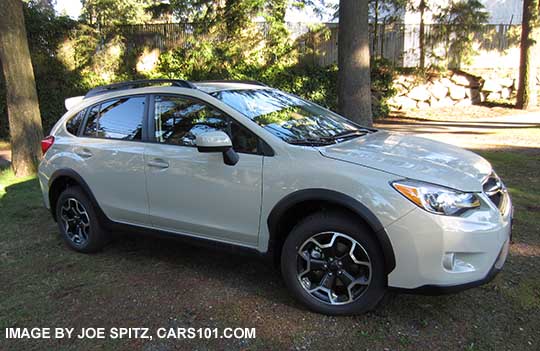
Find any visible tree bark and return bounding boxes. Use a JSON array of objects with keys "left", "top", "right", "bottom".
[
  {"left": 338, "top": 0, "right": 373, "bottom": 126},
  {"left": 373, "top": 0, "right": 379, "bottom": 57},
  {"left": 516, "top": 0, "right": 539, "bottom": 110},
  {"left": 418, "top": 0, "right": 426, "bottom": 69},
  {"left": 0, "top": 0, "right": 43, "bottom": 177}
]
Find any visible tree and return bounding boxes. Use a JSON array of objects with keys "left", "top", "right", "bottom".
[
  {"left": 517, "top": 0, "right": 540, "bottom": 110},
  {"left": 81, "top": 0, "right": 152, "bottom": 27},
  {"left": 338, "top": 0, "right": 373, "bottom": 126},
  {"left": 432, "top": 0, "right": 488, "bottom": 68},
  {"left": 369, "top": 0, "right": 405, "bottom": 58},
  {"left": 0, "top": 0, "right": 44, "bottom": 177}
]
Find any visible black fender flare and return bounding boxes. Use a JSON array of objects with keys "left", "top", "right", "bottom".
[
  {"left": 267, "top": 188, "right": 396, "bottom": 274},
  {"left": 48, "top": 169, "right": 110, "bottom": 225}
]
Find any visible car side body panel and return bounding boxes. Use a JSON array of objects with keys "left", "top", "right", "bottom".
[{"left": 144, "top": 142, "right": 263, "bottom": 246}]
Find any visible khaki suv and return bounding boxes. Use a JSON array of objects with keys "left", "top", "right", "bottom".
[{"left": 38, "top": 79, "right": 512, "bottom": 315}]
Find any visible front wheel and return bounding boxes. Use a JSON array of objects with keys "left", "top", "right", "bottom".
[{"left": 281, "top": 211, "right": 386, "bottom": 315}]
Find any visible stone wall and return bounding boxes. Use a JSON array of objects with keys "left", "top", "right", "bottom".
[{"left": 388, "top": 70, "right": 517, "bottom": 110}]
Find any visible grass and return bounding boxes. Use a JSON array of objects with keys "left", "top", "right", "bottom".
[{"left": 0, "top": 150, "right": 539, "bottom": 350}]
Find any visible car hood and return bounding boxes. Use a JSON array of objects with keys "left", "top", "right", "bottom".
[{"left": 319, "top": 131, "right": 491, "bottom": 192}]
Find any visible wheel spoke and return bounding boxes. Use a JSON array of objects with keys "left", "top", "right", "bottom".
[
  {"left": 296, "top": 231, "right": 372, "bottom": 306},
  {"left": 60, "top": 197, "right": 90, "bottom": 246}
]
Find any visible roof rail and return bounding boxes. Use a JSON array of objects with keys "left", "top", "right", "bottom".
[
  {"left": 198, "top": 80, "right": 268, "bottom": 87},
  {"left": 84, "top": 79, "right": 196, "bottom": 98}
]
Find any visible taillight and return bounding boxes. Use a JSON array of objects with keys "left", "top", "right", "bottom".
[{"left": 41, "top": 136, "right": 55, "bottom": 154}]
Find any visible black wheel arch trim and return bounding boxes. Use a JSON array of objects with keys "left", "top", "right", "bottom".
[
  {"left": 267, "top": 188, "right": 396, "bottom": 274},
  {"left": 48, "top": 168, "right": 112, "bottom": 225}
]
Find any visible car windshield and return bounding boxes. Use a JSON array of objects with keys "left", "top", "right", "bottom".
[{"left": 210, "top": 89, "right": 372, "bottom": 145}]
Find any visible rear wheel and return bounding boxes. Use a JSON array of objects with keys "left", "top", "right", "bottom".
[
  {"left": 281, "top": 211, "right": 386, "bottom": 315},
  {"left": 55, "top": 186, "right": 108, "bottom": 253}
]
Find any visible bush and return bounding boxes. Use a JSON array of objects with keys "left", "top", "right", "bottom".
[{"left": 0, "top": 6, "right": 396, "bottom": 139}]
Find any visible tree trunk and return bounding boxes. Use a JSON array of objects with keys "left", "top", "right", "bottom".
[
  {"left": 516, "top": 0, "right": 539, "bottom": 110},
  {"left": 373, "top": 0, "right": 379, "bottom": 58},
  {"left": 0, "top": 0, "right": 43, "bottom": 177},
  {"left": 338, "top": 0, "right": 373, "bottom": 126},
  {"left": 418, "top": 0, "right": 426, "bottom": 69}
]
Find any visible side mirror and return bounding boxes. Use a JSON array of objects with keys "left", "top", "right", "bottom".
[{"left": 196, "top": 131, "right": 239, "bottom": 166}]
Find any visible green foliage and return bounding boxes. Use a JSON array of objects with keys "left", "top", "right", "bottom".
[
  {"left": 80, "top": 0, "right": 153, "bottom": 27},
  {"left": 431, "top": 0, "right": 489, "bottom": 68},
  {"left": 0, "top": 1, "right": 85, "bottom": 137},
  {"left": 0, "top": 0, "right": 398, "bottom": 139}
]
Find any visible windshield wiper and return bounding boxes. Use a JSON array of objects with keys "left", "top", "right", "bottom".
[
  {"left": 288, "top": 138, "right": 336, "bottom": 146},
  {"left": 330, "top": 129, "right": 369, "bottom": 141}
]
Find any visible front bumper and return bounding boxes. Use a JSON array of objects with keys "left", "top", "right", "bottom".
[
  {"left": 386, "top": 192, "right": 512, "bottom": 291},
  {"left": 393, "top": 236, "right": 509, "bottom": 294}
]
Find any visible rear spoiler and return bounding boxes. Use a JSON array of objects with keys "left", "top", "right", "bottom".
[{"left": 65, "top": 96, "right": 84, "bottom": 111}]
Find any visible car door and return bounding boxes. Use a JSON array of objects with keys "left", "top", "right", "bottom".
[
  {"left": 76, "top": 95, "right": 149, "bottom": 226},
  {"left": 144, "top": 94, "right": 263, "bottom": 246}
]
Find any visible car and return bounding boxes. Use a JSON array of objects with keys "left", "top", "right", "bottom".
[{"left": 38, "top": 79, "right": 512, "bottom": 315}]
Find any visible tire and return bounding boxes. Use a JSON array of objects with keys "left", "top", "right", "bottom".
[
  {"left": 281, "top": 211, "right": 386, "bottom": 315},
  {"left": 55, "top": 186, "right": 108, "bottom": 253}
]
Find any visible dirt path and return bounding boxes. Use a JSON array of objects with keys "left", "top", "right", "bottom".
[{"left": 375, "top": 111, "right": 540, "bottom": 150}]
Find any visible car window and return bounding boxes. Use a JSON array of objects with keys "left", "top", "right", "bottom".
[
  {"left": 83, "top": 97, "right": 145, "bottom": 140},
  {"left": 154, "top": 95, "right": 259, "bottom": 154},
  {"left": 66, "top": 109, "right": 86, "bottom": 136},
  {"left": 211, "top": 89, "right": 370, "bottom": 144}
]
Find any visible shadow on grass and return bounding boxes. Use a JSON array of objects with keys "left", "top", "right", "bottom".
[{"left": 1, "top": 149, "right": 540, "bottom": 349}]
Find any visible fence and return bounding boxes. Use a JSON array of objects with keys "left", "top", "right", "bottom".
[{"left": 119, "top": 22, "right": 522, "bottom": 69}]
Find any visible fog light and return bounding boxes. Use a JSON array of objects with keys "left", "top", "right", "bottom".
[
  {"left": 443, "top": 252, "right": 476, "bottom": 272},
  {"left": 443, "top": 253, "right": 455, "bottom": 270}
]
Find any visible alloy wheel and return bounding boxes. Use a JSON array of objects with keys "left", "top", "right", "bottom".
[
  {"left": 297, "top": 232, "right": 372, "bottom": 305},
  {"left": 60, "top": 197, "right": 90, "bottom": 246}
]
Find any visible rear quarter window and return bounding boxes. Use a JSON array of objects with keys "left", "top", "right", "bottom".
[
  {"left": 82, "top": 97, "right": 145, "bottom": 140},
  {"left": 65, "top": 109, "right": 86, "bottom": 136}
]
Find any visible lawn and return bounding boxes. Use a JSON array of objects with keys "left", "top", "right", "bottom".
[{"left": 0, "top": 150, "right": 539, "bottom": 350}]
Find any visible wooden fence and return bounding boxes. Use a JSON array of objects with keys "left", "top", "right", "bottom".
[{"left": 118, "top": 22, "right": 521, "bottom": 68}]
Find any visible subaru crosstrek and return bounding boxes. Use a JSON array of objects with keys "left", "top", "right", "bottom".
[{"left": 38, "top": 79, "right": 512, "bottom": 315}]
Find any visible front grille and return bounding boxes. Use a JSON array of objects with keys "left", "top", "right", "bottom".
[{"left": 482, "top": 172, "right": 508, "bottom": 213}]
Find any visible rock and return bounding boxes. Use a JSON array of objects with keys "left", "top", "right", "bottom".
[
  {"left": 418, "top": 101, "right": 430, "bottom": 109},
  {"left": 440, "top": 78, "right": 453, "bottom": 88},
  {"left": 391, "top": 96, "right": 417, "bottom": 109},
  {"left": 455, "top": 98, "right": 472, "bottom": 107},
  {"left": 449, "top": 85, "right": 466, "bottom": 100},
  {"left": 394, "top": 83, "right": 408, "bottom": 96},
  {"left": 487, "top": 92, "right": 501, "bottom": 100},
  {"left": 408, "top": 85, "right": 431, "bottom": 101},
  {"left": 439, "top": 96, "right": 456, "bottom": 107},
  {"left": 451, "top": 73, "right": 472, "bottom": 87},
  {"left": 430, "top": 82, "right": 448, "bottom": 100},
  {"left": 501, "top": 87, "right": 512, "bottom": 99},
  {"left": 482, "top": 79, "right": 502, "bottom": 92},
  {"left": 480, "top": 92, "right": 487, "bottom": 102},
  {"left": 499, "top": 78, "right": 514, "bottom": 88}
]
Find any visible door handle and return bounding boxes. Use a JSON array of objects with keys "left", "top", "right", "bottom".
[
  {"left": 75, "top": 148, "right": 93, "bottom": 158},
  {"left": 147, "top": 159, "right": 169, "bottom": 169}
]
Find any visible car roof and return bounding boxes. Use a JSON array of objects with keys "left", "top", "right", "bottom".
[
  {"left": 65, "top": 79, "right": 270, "bottom": 112},
  {"left": 193, "top": 81, "right": 268, "bottom": 93}
]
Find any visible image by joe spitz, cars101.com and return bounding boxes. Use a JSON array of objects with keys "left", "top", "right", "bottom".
[{"left": 38, "top": 79, "right": 512, "bottom": 315}]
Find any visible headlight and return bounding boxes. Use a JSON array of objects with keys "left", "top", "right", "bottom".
[{"left": 392, "top": 179, "right": 480, "bottom": 216}]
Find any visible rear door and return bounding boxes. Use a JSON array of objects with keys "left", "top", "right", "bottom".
[{"left": 75, "top": 95, "right": 149, "bottom": 226}]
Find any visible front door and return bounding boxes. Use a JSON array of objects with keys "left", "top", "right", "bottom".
[{"left": 144, "top": 94, "right": 263, "bottom": 246}]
